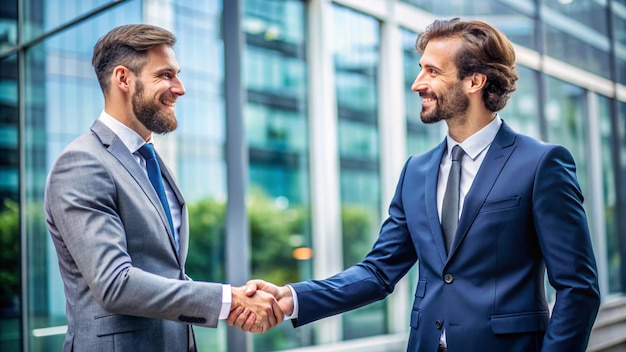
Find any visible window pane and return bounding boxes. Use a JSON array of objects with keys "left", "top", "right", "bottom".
[
  {"left": 543, "top": 0, "right": 608, "bottom": 35},
  {"left": 598, "top": 96, "right": 620, "bottom": 294},
  {"left": 499, "top": 66, "right": 541, "bottom": 139},
  {"left": 23, "top": 0, "right": 122, "bottom": 42},
  {"left": 398, "top": 0, "right": 537, "bottom": 49},
  {"left": 614, "top": 11, "right": 626, "bottom": 85},
  {"left": 0, "top": 53, "right": 20, "bottom": 352},
  {"left": 402, "top": 28, "right": 443, "bottom": 155},
  {"left": 617, "top": 100, "right": 626, "bottom": 293},
  {"left": 544, "top": 77, "right": 588, "bottom": 193},
  {"left": 333, "top": 4, "right": 387, "bottom": 340},
  {"left": 541, "top": 0, "right": 611, "bottom": 78},
  {"left": 0, "top": 0, "right": 17, "bottom": 56},
  {"left": 243, "top": 0, "right": 313, "bottom": 350},
  {"left": 172, "top": 2, "right": 227, "bottom": 350}
]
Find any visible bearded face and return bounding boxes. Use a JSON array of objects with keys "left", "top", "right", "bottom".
[
  {"left": 420, "top": 79, "right": 470, "bottom": 124},
  {"left": 132, "top": 79, "right": 178, "bottom": 134}
]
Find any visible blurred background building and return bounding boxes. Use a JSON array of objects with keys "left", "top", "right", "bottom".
[{"left": 0, "top": 0, "right": 625, "bottom": 351}]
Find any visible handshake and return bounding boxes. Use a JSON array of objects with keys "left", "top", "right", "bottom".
[{"left": 226, "top": 280, "right": 294, "bottom": 334}]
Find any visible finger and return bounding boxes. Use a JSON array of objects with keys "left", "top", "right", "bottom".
[
  {"left": 242, "top": 312, "right": 256, "bottom": 332},
  {"left": 266, "top": 300, "right": 277, "bottom": 328},
  {"left": 234, "top": 309, "right": 253, "bottom": 330},
  {"left": 255, "top": 317, "right": 269, "bottom": 334},
  {"left": 271, "top": 298, "right": 283, "bottom": 326},
  {"left": 226, "top": 306, "right": 244, "bottom": 326},
  {"left": 244, "top": 280, "right": 263, "bottom": 296}
]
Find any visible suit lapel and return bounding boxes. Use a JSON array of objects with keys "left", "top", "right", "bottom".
[
  {"left": 447, "top": 121, "right": 517, "bottom": 259},
  {"left": 426, "top": 139, "right": 449, "bottom": 263},
  {"left": 90, "top": 121, "right": 181, "bottom": 262}
]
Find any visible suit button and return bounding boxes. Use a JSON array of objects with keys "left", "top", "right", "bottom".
[
  {"left": 444, "top": 274, "right": 454, "bottom": 283},
  {"left": 435, "top": 320, "right": 443, "bottom": 329}
]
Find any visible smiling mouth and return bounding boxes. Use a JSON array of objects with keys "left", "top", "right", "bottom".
[
  {"left": 420, "top": 94, "right": 437, "bottom": 108},
  {"left": 161, "top": 98, "right": 176, "bottom": 107}
]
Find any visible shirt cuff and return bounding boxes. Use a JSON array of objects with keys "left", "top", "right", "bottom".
[
  {"left": 284, "top": 285, "right": 299, "bottom": 320},
  {"left": 218, "top": 284, "right": 232, "bottom": 320}
]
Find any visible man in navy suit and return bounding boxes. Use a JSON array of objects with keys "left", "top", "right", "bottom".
[{"left": 234, "top": 18, "right": 600, "bottom": 351}]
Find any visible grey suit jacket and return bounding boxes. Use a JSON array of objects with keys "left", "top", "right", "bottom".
[{"left": 45, "top": 120, "right": 222, "bottom": 352}]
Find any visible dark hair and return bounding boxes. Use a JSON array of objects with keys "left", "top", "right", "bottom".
[
  {"left": 416, "top": 18, "right": 518, "bottom": 112},
  {"left": 92, "top": 24, "right": 176, "bottom": 94}
]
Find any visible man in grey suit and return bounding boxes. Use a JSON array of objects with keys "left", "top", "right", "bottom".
[{"left": 44, "top": 24, "right": 280, "bottom": 352}]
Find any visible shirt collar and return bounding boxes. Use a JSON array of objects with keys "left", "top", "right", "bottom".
[
  {"left": 98, "top": 111, "right": 153, "bottom": 153},
  {"left": 446, "top": 114, "right": 502, "bottom": 160}
]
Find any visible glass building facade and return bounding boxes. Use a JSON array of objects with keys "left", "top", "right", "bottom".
[{"left": 1, "top": 0, "right": 625, "bottom": 351}]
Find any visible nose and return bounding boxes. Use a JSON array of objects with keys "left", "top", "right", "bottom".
[
  {"left": 411, "top": 71, "right": 426, "bottom": 92},
  {"left": 171, "top": 76, "right": 186, "bottom": 96}
]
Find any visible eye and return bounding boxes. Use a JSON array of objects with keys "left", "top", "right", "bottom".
[{"left": 160, "top": 72, "right": 172, "bottom": 79}]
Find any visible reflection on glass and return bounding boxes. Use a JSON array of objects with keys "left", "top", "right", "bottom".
[
  {"left": 499, "top": 66, "right": 540, "bottom": 139},
  {"left": 0, "top": 53, "right": 20, "bottom": 352},
  {"left": 613, "top": 12, "right": 626, "bottom": 85},
  {"left": 543, "top": 25, "right": 611, "bottom": 79},
  {"left": 243, "top": 0, "right": 313, "bottom": 350},
  {"left": 598, "top": 96, "right": 620, "bottom": 294},
  {"left": 398, "top": 0, "right": 537, "bottom": 49},
  {"left": 0, "top": 0, "right": 17, "bottom": 56},
  {"left": 333, "top": 4, "right": 387, "bottom": 341},
  {"left": 402, "top": 28, "right": 442, "bottom": 155},
  {"left": 540, "top": 0, "right": 610, "bottom": 78},
  {"left": 607, "top": 102, "right": 626, "bottom": 292},
  {"left": 23, "top": 0, "right": 123, "bottom": 42},
  {"left": 544, "top": 77, "right": 588, "bottom": 193},
  {"left": 172, "top": 1, "right": 227, "bottom": 351},
  {"left": 542, "top": 0, "right": 608, "bottom": 35}
]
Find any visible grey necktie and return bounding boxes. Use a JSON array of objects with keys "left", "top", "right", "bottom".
[{"left": 442, "top": 145, "right": 465, "bottom": 253}]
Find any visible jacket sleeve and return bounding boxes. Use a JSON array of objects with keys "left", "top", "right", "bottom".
[
  {"left": 45, "top": 146, "right": 223, "bottom": 327},
  {"left": 533, "top": 145, "right": 600, "bottom": 351},
  {"left": 291, "top": 157, "right": 418, "bottom": 326}
]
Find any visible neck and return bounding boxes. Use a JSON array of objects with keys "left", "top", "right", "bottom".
[
  {"left": 447, "top": 110, "right": 495, "bottom": 143},
  {"left": 104, "top": 101, "right": 151, "bottom": 141}
]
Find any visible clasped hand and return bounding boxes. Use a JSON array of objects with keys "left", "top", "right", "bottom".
[{"left": 226, "top": 280, "right": 294, "bottom": 333}]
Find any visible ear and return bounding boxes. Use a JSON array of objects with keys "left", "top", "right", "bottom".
[
  {"left": 467, "top": 72, "right": 487, "bottom": 93},
  {"left": 112, "top": 65, "right": 132, "bottom": 93}
]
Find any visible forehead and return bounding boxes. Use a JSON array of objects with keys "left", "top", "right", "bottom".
[
  {"left": 143, "top": 44, "right": 180, "bottom": 72},
  {"left": 420, "top": 37, "right": 463, "bottom": 70}
]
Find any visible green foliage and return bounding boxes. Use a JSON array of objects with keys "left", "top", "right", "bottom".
[
  {"left": 185, "top": 190, "right": 310, "bottom": 286},
  {"left": 248, "top": 190, "right": 308, "bottom": 285},
  {"left": 0, "top": 199, "right": 20, "bottom": 315},
  {"left": 341, "top": 205, "right": 376, "bottom": 267},
  {"left": 186, "top": 199, "right": 227, "bottom": 282},
  {"left": 186, "top": 193, "right": 375, "bottom": 286}
]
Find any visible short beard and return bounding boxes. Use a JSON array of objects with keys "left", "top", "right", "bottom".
[
  {"left": 421, "top": 81, "right": 469, "bottom": 124},
  {"left": 132, "top": 80, "right": 178, "bottom": 134}
]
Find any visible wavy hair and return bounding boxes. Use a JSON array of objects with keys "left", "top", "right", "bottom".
[{"left": 416, "top": 18, "right": 518, "bottom": 112}]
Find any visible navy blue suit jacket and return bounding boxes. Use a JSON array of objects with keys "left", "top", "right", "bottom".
[{"left": 291, "top": 121, "right": 600, "bottom": 352}]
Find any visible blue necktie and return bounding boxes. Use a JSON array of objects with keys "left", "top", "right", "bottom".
[
  {"left": 442, "top": 145, "right": 465, "bottom": 253},
  {"left": 138, "top": 143, "right": 176, "bottom": 243}
]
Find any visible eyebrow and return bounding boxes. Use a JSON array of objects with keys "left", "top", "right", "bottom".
[
  {"left": 420, "top": 63, "right": 440, "bottom": 71},
  {"left": 155, "top": 67, "right": 181, "bottom": 75}
]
